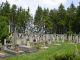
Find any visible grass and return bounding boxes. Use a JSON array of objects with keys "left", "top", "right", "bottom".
[
  {"left": 77, "top": 44, "right": 80, "bottom": 54},
  {"left": 0, "top": 43, "right": 80, "bottom": 60}
]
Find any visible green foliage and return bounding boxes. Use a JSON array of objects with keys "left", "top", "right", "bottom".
[
  {"left": 0, "top": 1, "right": 80, "bottom": 37},
  {"left": 34, "top": 6, "right": 43, "bottom": 29},
  {"left": 66, "top": 3, "right": 76, "bottom": 33},
  {"left": 57, "top": 4, "right": 66, "bottom": 34},
  {"left": 34, "top": 7, "right": 53, "bottom": 33},
  {"left": 66, "top": 31, "right": 73, "bottom": 35},
  {"left": 0, "top": 1, "right": 10, "bottom": 17},
  {"left": 0, "top": 1, "right": 32, "bottom": 44},
  {"left": 34, "top": 2, "right": 80, "bottom": 34},
  {"left": 0, "top": 16, "right": 9, "bottom": 44}
]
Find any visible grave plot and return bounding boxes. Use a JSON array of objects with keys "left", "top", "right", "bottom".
[{"left": 2, "top": 39, "right": 25, "bottom": 55}]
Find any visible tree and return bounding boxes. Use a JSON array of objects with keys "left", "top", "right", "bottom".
[
  {"left": 74, "top": 2, "right": 80, "bottom": 33},
  {"left": 16, "top": 7, "right": 31, "bottom": 33},
  {"left": 10, "top": 4, "right": 17, "bottom": 33},
  {"left": 66, "top": 3, "right": 76, "bottom": 34},
  {"left": 49, "top": 9, "right": 58, "bottom": 33},
  {"left": 57, "top": 3, "right": 66, "bottom": 34},
  {"left": 0, "top": 1, "right": 32, "bottom": 44},
  {"left": 0, "top": 1, "right": 10, "bottom": 16},
  {"left": 34, "top": 7, "right": 53, "bottom": 34},
  {"left": 34, "top": 6, "right": 43, "bottom": 32},
  {"left": 0, "top": 16, "right": 9, "bottom": 45},
  {"left": 0, "top": 1, "right": 10, "bottom": 24},
  {"left": 43, "top": 8, "right": 53, "bottom": 34}
]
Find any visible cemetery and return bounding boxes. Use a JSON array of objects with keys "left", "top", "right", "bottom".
[
  {"left": 0, "top": 33, "right": 80, "bottom": 59},
  {"left": 0, "top": 19, "right": 80, "bottom": 59},
  {"left": 0, "top": 0, "right": 80, "bottom": 60}
]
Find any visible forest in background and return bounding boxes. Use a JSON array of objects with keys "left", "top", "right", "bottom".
[{"left": 0, "top": 1, "right": 80, "bottom": 42}]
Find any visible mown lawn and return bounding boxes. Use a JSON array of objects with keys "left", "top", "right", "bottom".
[{"left": 0, "top": 43, "right": 80, "bottom": 60}]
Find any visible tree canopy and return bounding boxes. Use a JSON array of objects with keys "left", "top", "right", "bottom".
[{"left": 0, "top": 1, "right": 80, "bottom": 44}]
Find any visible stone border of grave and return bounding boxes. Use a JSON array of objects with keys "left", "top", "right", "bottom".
[
  {"left": 53, "top": 44, "right": 61, "bottom": 46},
  {"left": 41, "top": 46, "right": 49, "bottom": 49},
  {"left": 51, "top": 43, "right": 61, "bottom": 46},
  {"left": 19, "top": 45, "right": 38, "bottom": 53},
  {"left": 4, "top": 49, "right": 25, "bottom": 55},
  {"left": 0, "top": 53, "right": 10, "bottom": 58}
]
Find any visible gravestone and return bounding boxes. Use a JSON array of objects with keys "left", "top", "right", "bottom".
[
  {"left": 77, "top": 35, "right": 80, "bottom": 43},
  {"left": 61, "top": 35, "right": 64, "bottom": 42},
  {"left": 27, "top": 41, "right": 31, "bottom": 48},
  {"left": 49, "top": 35, "right": 53, "bottom": 44},
  {"left": 72, "top": 35, "right": 75, "bottom": 42},
  {"left": 68, "top": 35, "right": 72, "bottom": 41},
  {"left": 52, "top": 36, "right": 55, "bottom": 42},
  {"left": 78, "top": 35, "right": 80, "bottom": 43},
  {"left": 64, "top": 34, "right": 67, "bottom": 41},
  {"left": 75, "top": 35, "right": 78, "bottom": 43},
  {"left": 56, "top": 35, "right": 59, "bottom": 42},
  {"left": 4, "top": 39, "right": 7, "bottom": 50},
  {"left": 73, "top": 35, "right": 75, "bottom": 43}
]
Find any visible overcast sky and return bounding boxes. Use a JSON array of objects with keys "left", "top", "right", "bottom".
[{"left": 0, "top": 0, "right": 80, "bottom": 16}]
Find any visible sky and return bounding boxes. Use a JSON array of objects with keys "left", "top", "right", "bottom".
[{"left": 0, "top": 0, "right": 80, "bottom": 16}]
